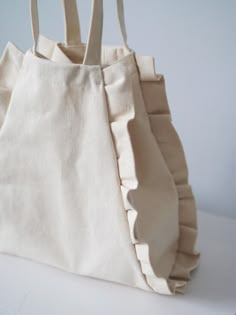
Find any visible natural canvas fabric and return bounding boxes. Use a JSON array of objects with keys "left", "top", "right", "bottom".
[{"left": 0, "top": 0, "right": 200, "bottom": 295}]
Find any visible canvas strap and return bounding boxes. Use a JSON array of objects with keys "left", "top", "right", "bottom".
[
  {"left": 63, "top": 0, "right": 82, "bottom": 45},
  {"left": 31, "top": 0, "right": 82, "bottom": 49},
  {"left": 63, "top": 0, "right": 129, "bottom": 49}
]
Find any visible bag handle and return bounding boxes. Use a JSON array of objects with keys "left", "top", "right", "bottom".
[
  {"left": 31, "top": 0, "right": 82, "bottom": 50},
  {"left": 116, "top": 0, "right": 128, "bottom": 49},
  {"left": 83, "top": 0, "right": 131, "bottom": 65},
  {"left": 63, "top": 0, "right": 129, "bottom": 49},
  {"left": 83, "top": 0, "right": 103, "bottom": 65},
  {"left": 62, "top": 0, "right": 82, "bottom": 45}
]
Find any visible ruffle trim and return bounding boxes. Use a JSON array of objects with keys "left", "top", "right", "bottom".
[
  {"left": 110, "top": 117, "right": 200, "bottom": 295},
  {"left": 104, "top": 54, "right": 200, "bottom": 295},
  {"left": 136, "top": 54, "right": 200, "bottom": 294}
]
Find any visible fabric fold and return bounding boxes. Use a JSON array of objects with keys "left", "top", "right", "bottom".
[{"left": 0, "top": 42, "right": 24, "bottom": 130}]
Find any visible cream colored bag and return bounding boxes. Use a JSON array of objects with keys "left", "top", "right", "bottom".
[
  {"left": 37, "top": 0, "right": 200, "bottom": 287},
  {"left": 0, "top": 0, "right": 200, "bottom": 295}
]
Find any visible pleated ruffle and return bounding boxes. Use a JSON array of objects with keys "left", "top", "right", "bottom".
[
  {"left": 137, "top": 55, "right": 200, "bottom": 293},
  {"left": 103, "top": 53, "right": 199, "bottom": 294}
]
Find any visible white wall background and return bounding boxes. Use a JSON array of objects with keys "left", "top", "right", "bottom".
[{"left": 0, "top": 0, "right": 235, "bottom": 218}]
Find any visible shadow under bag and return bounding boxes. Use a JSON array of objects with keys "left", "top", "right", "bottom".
[{"left": 0, "top": 0, "right": 200, "bottom": 295}]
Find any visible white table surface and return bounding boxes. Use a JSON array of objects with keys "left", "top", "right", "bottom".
[{"left": 0, "top": 210, "right": 235, "bottom": 315}]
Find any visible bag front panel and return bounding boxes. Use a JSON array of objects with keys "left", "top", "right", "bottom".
[{"left": 0, "top": 52, "right": 150, "bottom": 291}]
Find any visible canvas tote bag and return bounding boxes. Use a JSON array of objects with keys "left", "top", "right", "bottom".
[
  {"left": 0, "top": 0, "right": 200, "bottom": 295},
  {"left": 36, "top": 0, "right": 200, "bottom": 285}
]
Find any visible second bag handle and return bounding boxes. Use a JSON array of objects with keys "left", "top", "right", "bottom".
[
  {"left": 62, "top": 0, "right": 129, "bottom": 49},
  {"left": 63, "top": 0, "right": 82, "bottom": 45},
  {"left": 84, "top": 0, "right": 131, "bottom": 65}
]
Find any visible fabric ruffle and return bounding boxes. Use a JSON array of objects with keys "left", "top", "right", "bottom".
[
  {"left": 103, "top": 54, "right": 197, "bottom": 295},
  {"left": 137, "top": 55, "right": 200, "bottom": 293}
]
